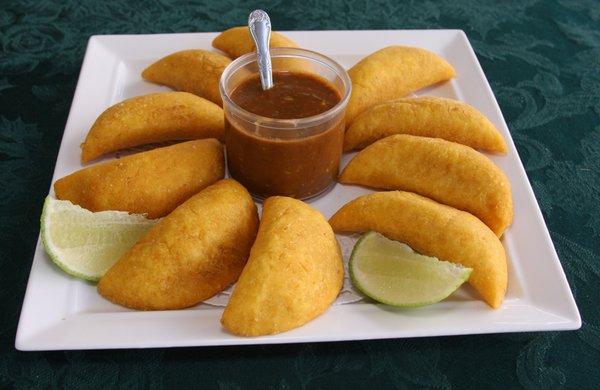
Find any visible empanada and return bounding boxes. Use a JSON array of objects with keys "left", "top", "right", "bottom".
[
  {"left": 339, "top": 134, "right": 513, "bottom": 236},
  {"left": 213, "top": 26, "right": 298, "bottom": 58},
  {"left": 344, "top": 97, "right": 507, "bottom": 153},
  {"left": 55, "top": 139, "right": 224, "bottom": 218},
  {"left": 142, "top": 50, "right": 231, "bottom": 105},
  {"left": 346, "top": 46, "right": 455, "bottom": 124},
  {"left": 81, "top": 92, "right": 224, "bottom": 163},
  {"left": 329, "top": 191, "right": 507, "bottom": 308},
  {"left": 222, "top": 196, "right": 343, "bottom": 336},
  {"left": 98, "top": 179, "right": 259, "bottom": 310}
]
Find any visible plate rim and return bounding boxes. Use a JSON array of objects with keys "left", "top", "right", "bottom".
[{"left": 15, "top": 29, "right": 581, "bottom": 351}]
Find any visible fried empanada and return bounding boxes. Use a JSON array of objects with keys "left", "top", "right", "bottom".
[
  {"left": 142, "top": 50, "right": 231, "bottom": 105},
  {"left": 346, "top": 46, "right": 455, "bottom": 124},
  {"left": 212, "top": 26, "right": 298, "bottom": 58},
  {"left": 339, "top": 134, "right": 513, "bottom": 236},
  {"left": 54, "top": 139, "right": 224, "bottom": 218},
  {"left": 221, "top": 196, "right": 343, "bottom": 336},
  {"left": 81, "top": 92, "right": 224, "bottom": 163},
  {"left": 344, "top": 97, "right": 507, "bottom": 153},
  {"left": 329, "top": 191, "right": 507, "bottom": 308},
  {"left": 98, "top": 179, "right": 259, "bottom": 310}
]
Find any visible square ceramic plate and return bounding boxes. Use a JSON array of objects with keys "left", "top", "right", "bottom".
[{"left": 16, "top": 30, "right": 580, "bottom": 351}]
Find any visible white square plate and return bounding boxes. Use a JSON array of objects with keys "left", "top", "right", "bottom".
[{"left": 16, "top": 30, "right": 580, "bottom": 350}]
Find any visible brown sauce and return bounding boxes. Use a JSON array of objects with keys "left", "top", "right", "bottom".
[
  {"left": 225, "top": 71, "right": 344, "bottom": 199},
  {"left": 230, "top": 72, "right": 340, "bottom": 119}
]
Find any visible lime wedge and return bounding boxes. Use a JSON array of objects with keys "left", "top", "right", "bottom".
[
  {"left": 40, "top": 196, "right": 157, "bottom": 282},
  {"left": 350, "top": 231, "right": 472, "bottom": 307}
]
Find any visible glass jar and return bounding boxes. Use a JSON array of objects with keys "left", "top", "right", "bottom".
[{"left": 219, "top": 47, "right": 351, "bottom": 200}]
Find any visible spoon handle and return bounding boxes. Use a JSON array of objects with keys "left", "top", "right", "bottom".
[{"left": 248, "top": 10, "right": 273, "bottom": 90}]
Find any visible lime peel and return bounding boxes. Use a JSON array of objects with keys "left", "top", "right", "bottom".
[
  {"left": 41, "top": 196, "right": 157, "bottom": 282},
  {"left": 349, "top": 231, "right": 472, "bottom": 307}
]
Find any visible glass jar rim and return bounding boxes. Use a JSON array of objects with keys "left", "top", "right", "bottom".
[{"left": 219, "top": 47, "right": 352, "bottom": 130}]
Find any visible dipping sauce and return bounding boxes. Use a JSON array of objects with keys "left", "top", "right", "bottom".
[
  {"left": 231, "top": 72, "right": 341, "bottom": 119},
  {"left": 225, "top": 71, "right": 345, "bottom": 199}
]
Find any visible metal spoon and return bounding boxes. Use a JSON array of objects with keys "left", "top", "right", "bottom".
[{"left": 248, "top": 9, "right": 273, "bottom": 90}]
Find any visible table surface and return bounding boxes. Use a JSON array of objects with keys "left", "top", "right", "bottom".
[{"left": 1, "top": 0, "right": 598, "bottom": 388}]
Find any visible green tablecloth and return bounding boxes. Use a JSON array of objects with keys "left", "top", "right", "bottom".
[{"left": 1, "top": 0, "right": 598, "bottom": 387}]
